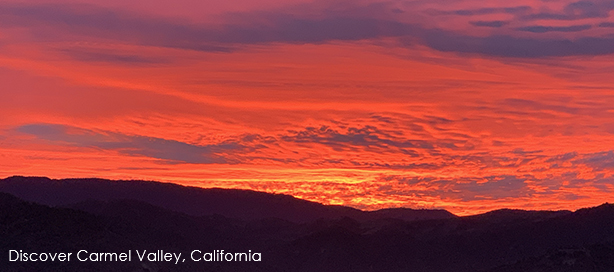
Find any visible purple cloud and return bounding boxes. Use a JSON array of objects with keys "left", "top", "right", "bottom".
[{"left": 17, "top": 124, "right": 251, "bottom": 164}]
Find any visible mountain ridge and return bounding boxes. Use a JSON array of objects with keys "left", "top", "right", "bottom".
[
  {"left": 0, "top": 175, "right": 455, "bottom": 223},
  {"left": 2, "top": 176, "right": 603, "bottom": 223},
  {"left": 2, "top": 183, "right": 614, "bottom": 271}
]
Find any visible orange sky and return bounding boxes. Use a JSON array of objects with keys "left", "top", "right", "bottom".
[{"left": 2, "top": 0, "right": 614, "bottom": 215}]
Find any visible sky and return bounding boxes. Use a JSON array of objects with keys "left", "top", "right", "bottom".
[{"left": 2, "top": 0, "right": 614, "bottom": 215}]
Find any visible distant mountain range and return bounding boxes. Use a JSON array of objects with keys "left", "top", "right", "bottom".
[
  {"left": 0, "top": 176, "right": 456, "bottom": 223},
  {"left": 1, "top": 176, "right": 614, "bottom": 272}
]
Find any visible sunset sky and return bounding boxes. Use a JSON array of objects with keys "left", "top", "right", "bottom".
[{"left": 2, "top": 0, "right": 614, "bottom": 215}]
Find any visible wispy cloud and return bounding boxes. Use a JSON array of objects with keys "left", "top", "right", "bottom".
[
  {"left": 427, "top": 6, "right": 532, "bottom": 16},
  {"left": 522, "top": 0, "right": 614, "bottom": 21},
  {"left": 469, "top": 21, "right": 509, "bottom": 28},
  {"left": 421, "top": 31, "right": 614, "bottom": 57},
  {"left": 17, "top": 124, "right": 251, "bottom": 164},
  {"left": 516, "top": 24, "right": 592, "bottom": 33},
  {"left": 59, "top": 48, "right": 169, "bottom": 65},
  {"left": 281, "top": 125, "right": 435, "bottom": 151}
]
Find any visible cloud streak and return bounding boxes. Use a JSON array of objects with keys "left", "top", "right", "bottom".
[
  {"left": 516, "top": 25, "right": 592, "bottom": 33},
  {"left": 469, "top": 21, "right": 509, "bottom": 28},
  {"left": 18, "top": 124, "right": 250, "bottom": 164},
  {"left": 421, "top": 31, "right": 614, "bottom": 57}
]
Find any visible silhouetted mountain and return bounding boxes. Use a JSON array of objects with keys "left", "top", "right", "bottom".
[
  {"left": 486, "top": 243, "right": 614, "bottom": 272},
  {"left": 0, "top": 192, "right": 278, "bottom": 272},
  {"left": 0, "top": 176, "right": 455, "bottom": 223},
  {"left": 468, "top": 208, "right": 572, "bottom": 222},
  {"left": 365, "top": 207, "right": 456, "bottom": 222},
  {"left": 2, "top": 190, "right": 614, "bottom": 271}
]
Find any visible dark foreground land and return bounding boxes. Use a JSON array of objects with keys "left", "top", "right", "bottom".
[{"left": 1, "top": 176, "right": 614, "bottom": 272}]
